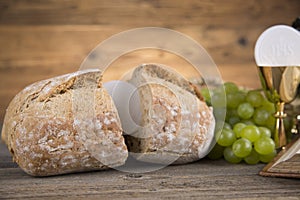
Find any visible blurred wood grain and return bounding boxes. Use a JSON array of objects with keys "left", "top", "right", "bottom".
[{"left": 0, "top": 0, "right": 299, "bottom": 122}]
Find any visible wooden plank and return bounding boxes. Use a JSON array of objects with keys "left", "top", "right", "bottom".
[
  {"left": 0, "top": 141, "right": 18, "bottom": 168},
  {"left": 0, "top": 25, "right": 262, "bottom": 64},
  {"left": 0, "top": 25, "right": 263, "bottom": 74},
  {"left": 0, "top": 159, "right": 300, "bottom": 199},
  {"left": 1, "top": 142, "right": 299, "bottom": 199},
  {"left": 0, "top": 24, "right": 263, "bottom": 121},
  {"left": 1, "top": 124, "right": 300, "bottom": 199},
  {"left": 0, "top": 0, "right": 299, "bottom": 28}
]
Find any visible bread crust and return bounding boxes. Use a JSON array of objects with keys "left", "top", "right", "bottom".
[
  {"left": 1, "top": 65, "right": 215, "bottom": 175},
  {"left": 126, "top": 64, "right": 215, "bottom": 164},
  {"left": 1, "top": 69, "right": 128, "bottom": 176}
]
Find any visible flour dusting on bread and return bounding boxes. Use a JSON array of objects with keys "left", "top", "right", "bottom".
[
  {"left": 1, "top": 65, "right": 215, "bottom": 176},
  {"left": 126, "top": 64, "right": 215, "bottom": 164},
  {"left": 1, "top": 69, "right": 128, "bottom": 176}
]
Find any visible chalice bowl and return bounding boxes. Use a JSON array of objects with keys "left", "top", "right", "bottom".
[{"left": 255, "top": 25, "right": 300, "bottom": 149}]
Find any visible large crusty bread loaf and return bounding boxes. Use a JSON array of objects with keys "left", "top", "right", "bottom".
[
  {"left": 126, "top": 64, "right": 215, "bottom": 164},
  {"left": 1, "top": 69, "right": 128, "bottom": 176}
]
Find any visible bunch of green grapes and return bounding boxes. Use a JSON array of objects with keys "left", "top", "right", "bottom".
[{"left": 202, "top": 82, "right": 277, "bottom": 164}]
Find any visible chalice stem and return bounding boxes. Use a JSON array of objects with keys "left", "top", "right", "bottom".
[{"left": 274, "top": 102, "right": 287, "bottom": 149}]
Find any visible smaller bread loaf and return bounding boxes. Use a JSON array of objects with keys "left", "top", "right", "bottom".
[
  {"left": 126, "top": 64, "right": 215, "bottom": 164},
  {"left": 1, "top": 69, "right": 128, "bottom": 176}
]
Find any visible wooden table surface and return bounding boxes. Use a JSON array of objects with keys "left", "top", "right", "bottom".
[
  {"left": 1, "top": 140, "right": 300, "bottom": 200},
  {"left": 1, "top": 1, "right": 300, "bottom": 199}
]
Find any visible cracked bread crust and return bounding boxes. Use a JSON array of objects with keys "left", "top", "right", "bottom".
[
  {"left": 127, "top": 64, "right": 215, "bottom": 164},
  {"left": 1, "top": 69, "right": 128, "bottom": 176}
]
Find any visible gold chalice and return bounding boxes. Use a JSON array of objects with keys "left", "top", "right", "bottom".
[
  {"left": 258, "top": 66, "right": 300, "bottom": 149},
  {"left": 255, "top": 25, "right": 300, "bottom": 149}
]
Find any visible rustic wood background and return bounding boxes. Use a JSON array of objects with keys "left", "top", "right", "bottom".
[{"left": 0, "top": 0, "right": 299, "bottom": 123}]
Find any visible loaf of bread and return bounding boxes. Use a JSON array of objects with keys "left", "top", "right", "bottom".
[
  {"left": 1, "top": 69, "right": 128, "bottom": 176},
  {"left": 1, "top": 64, "right": 215, "bottom": 176},
  {"left": 126, "top": 64, "right": 215, "bottom": 164}
]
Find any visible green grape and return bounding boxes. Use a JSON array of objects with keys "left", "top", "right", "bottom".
[
  {"left": 223, "top": 147, "right": 242, "bottom": 164},
  {"left": 235, "top": 91, "right": 246, "bottom": 104},
  {"left": 227, "top": 116, "right": 240, "bottom": 127},
  {"left": 254, "top": 136, "right": 275, "bottom": 155},
  {"left": 200, "top": 87, "right": 212, "bottom": 105},
  {"left": 213, "top": 108, "right": 226, "bottom": 122},
  {"left": 207, "top": 143, "right": 225, "bottom": 160},
  {"left": 237, "top": 102, "right": 254, "bottom": 119},
  {"left": 223, "top": 122, "right": 232, "bottom": 130},
  {"left": 226, "top": 92, "right": 245, "bottom": 109},
  {"left": 240, "top": 119, "right": 255, "bottom": 126},
  {"left": 253, "top": 108, "right": 270, "bottom": 126},
  {"left": 246, "top": 90, "right": 263, "bottom": 107},
  {"left": 265, "top": 115, "right": 276, "bottom": 132},
  {"left": 224, "top": 82, "right": 239, "bottom": 94},
  {"left": 208, "top": 83, "right": 279, "bottom": 165},
  {"left": 226, "top": 109, "right": 238, "bottom": 121},
  {"left": 240, "top": 125, "right": 261, "bottom": 142},
  {"left": 226, "top": 93, "right": 240, "bottom": 109},
  {"left": 259, "top": 149, "right": 277, "bottom": 163},
  {"left": 211, "top": 92, "right": 226, "bottom": 108},
  {"left": 233, "top": 123, "right": 246, "bottom": 138},
  {"left": 232, "top": 138, "right": 252, "bottom": 158},
  {"left": 230, "top": 108, "right": 239, "bottom": 117},
  {"left": 215, "top": 121, "right": 225, "bottom": 133},
  {"left": 261, "top": 99, "right": 275, "bottom": 114},
  {"left": 217, "top": 129, "right": 236, "bottom": 147},
  {"left": 244, "top": 149, "right": 260, "bottom": 165},
  {"left": 258, "top": 127, "right": 271, "bottom": 138}
]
